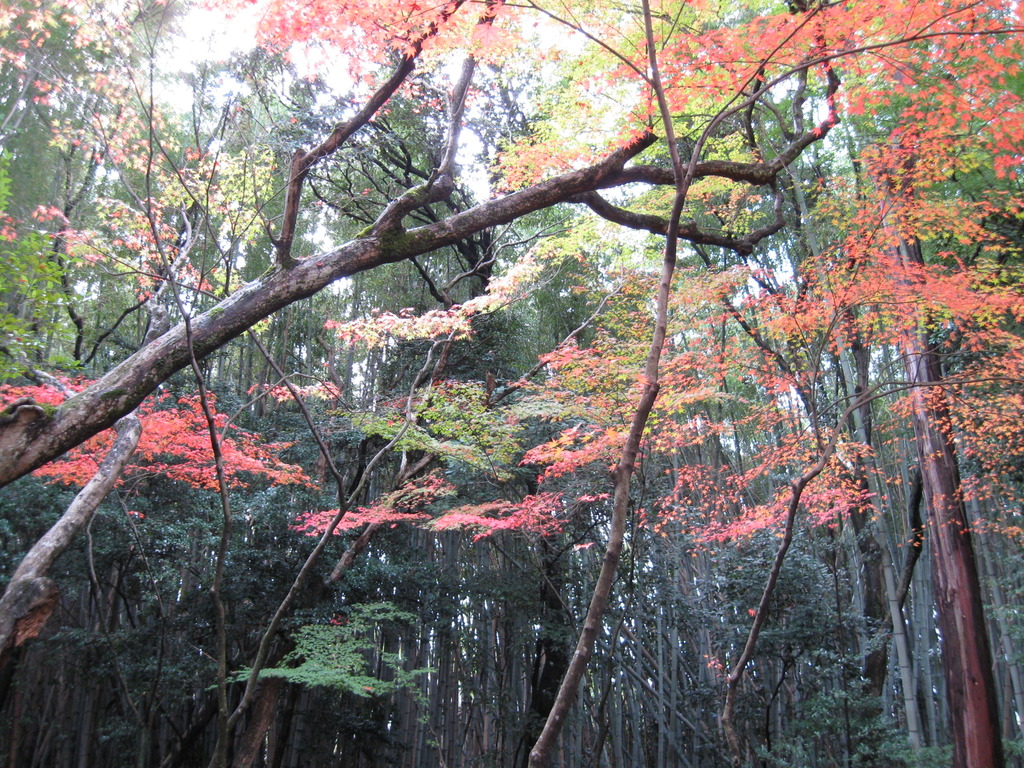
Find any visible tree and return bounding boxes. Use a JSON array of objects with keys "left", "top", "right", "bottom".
[{"left": 2, "top": 0, "right": 1024, "bottom": 766}]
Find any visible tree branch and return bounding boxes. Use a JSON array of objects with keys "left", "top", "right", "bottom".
[
  {"left": 0, "top": 412, "right": 141, "bottom": 668},
  {"left": 272, "top": 0, "right": 468, "bottom": 266},
  {"left": 0, "top": 131, "right": 656, "bottom": 489}
]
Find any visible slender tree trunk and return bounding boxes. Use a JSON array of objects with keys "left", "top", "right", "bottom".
[
  {"left": 881, "top": 541, "right": 923, "bottom": 749},
  {"left": 528, "top": 7, "right": 688, "bottom": 764},
  {"left": 896, "top": 236, "right": 1003, "bottom": 768},
  {"left": 973, "top": 498, "right": 1024, "bottom": 741},
  {"left": 267, "top": 684, "right": 297, "bottom": 768},
  {"left": 518, "top": 539, "right": 570, "bottom": 768},
  {"left": 914, "top": 548, "right": 941, "bottom": 747}
]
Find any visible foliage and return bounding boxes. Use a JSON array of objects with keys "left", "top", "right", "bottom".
[
  {"left": 254, "top": 602, "right": 429, "bottom": 697},
  {"left": 0, "top": 381, "right": 308, "bottom": 489},
  {"left": 294, "top": 471, "right": 455, "bottom": 533},
  {"left": 0, "top": 161, "right": 66, "bottom": 378},
  {"left": 1, "top": 0, "right": 1024, "bottom": 765}
]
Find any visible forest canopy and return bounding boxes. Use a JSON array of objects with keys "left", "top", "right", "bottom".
[{"left": 1, "top": 0, "right": 1023, "bottom": 766}]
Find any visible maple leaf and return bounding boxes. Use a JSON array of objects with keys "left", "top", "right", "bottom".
[
  {"left": 2, "top": 384, "right": 308, "bottom": 491},
  {"left": 294, "top": 472, "right": 456, "bottom": 535},
  {"left": 471, "top": 21, "right": 505, "bottom": 51}
]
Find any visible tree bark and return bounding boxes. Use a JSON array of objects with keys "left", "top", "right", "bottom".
[
  {"left": 230, "top": 679, "right": 284, "bottom": 768},
  {"left": 896, "top": 236, "right": 1003, "bottom": 768},
  {"left": 881, "top": 539, "right": 923, "bottom": 750},
  {"left": 0, "top": 412, "right": 141, "bottom": 667},
  {"left": 518, "top": 540, "right": 570, "bottom": 768}
]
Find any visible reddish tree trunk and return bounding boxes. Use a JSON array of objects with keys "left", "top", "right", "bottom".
[
  {"left": 231, "top": 679, "right": 284, "bottom": 768},
  {"left": 898, "top": 237, "right": 1003, "bottom": 768}
]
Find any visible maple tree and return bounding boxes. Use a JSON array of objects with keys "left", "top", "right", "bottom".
[
  {"left": 0, "top": 378, "right": 305, "bottom": 664},
  {"left": 1, "top": 0, "right": 1024, "bottom": 765},
  {"left": 1, "top": 381, "right": 307, "bottom": 490}
]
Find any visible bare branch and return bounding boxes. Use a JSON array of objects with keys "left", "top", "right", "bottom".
[{"left": 273, "top": 1, "right": 469, "bottom": 266}]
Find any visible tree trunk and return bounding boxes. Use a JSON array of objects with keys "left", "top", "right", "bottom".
[
  {"left": 973, "top": 498, "right": 1024, "bottom": 741},
  {"left": 0, "top": 412, "right": 141, "bottom": 667},
  {"left": 881, "top": 541, "right": 923, "bottom": 749},
  {"left": 897, "top": 236, "right": 1003, "bottom": 768},
  {"left": 231, "top": 679, "right": 284, "bottom": 768},
  {"left": 518, "top": 539, "right": 570, "bottom": 768}
]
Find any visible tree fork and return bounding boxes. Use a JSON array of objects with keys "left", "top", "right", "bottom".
[{"left": 0, "top": 131, "right": 655, "bottom": 489}]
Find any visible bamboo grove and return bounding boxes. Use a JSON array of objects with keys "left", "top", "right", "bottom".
[{"left": 1, "top": 0, "right": 1024, "bottom": 765}]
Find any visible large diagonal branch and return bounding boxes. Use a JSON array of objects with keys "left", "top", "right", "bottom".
[{"left": 0, "top": 131, "right": 655, "bottom": 489}]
